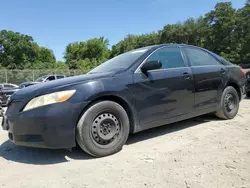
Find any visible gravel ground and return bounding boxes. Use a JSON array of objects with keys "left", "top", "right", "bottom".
[{"left": 0, "top": 99, "right": 250, "bottom": 188}]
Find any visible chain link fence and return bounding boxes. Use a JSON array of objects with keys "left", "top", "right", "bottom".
[{"left": 0, "top": 69, "right": 88, "bottom": 84}]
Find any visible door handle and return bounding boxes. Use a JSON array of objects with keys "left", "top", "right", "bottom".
[{"left": 183, "top": 72, "right": 190, "bottom": 79}]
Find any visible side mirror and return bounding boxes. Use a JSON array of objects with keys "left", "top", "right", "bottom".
[{"left": 140, "top": 61, "right": 162, "bottom": 74}]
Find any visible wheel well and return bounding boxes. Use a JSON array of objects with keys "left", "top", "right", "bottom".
[
  {"left": 79, "top": 95, "right": 135, "bottom": 133},
  {"left": 226, "top": 82, "right": 241, "bottom": 100}
]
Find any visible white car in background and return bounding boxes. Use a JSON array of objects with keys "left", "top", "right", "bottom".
[{"left": 19, "top": 74, "right": 67, "bottom": 88}]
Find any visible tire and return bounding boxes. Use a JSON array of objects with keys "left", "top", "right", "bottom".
[
  {"left": 76, "top": 101, "right": 130, "bottom": 157},
  {"left": 247, "top": 92, "right": 250, "bottom": 98},
  {"left": 215, "top": 86, "right": 239, "bottom": 120}
]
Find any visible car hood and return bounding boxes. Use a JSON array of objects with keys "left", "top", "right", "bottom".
[{"left": 11, "top": 72, "right": 113, "bottom": 100}]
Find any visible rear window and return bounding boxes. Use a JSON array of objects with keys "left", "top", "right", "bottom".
[
  {"left": 209, "top": 51, "right": 232, "bottom": 65},
  {"left": 217, "top": 57, "right": 232, "bottom": 65}
]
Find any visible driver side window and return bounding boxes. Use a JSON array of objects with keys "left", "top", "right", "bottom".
[{"left": 146, "top": 47, "right": 185, "bottom": 69}]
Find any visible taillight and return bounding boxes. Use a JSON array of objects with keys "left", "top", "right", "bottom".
[{"left": 240, "top": 68, "right": 246, "bottom": 77}]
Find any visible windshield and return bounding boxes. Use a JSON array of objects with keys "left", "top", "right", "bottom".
[
  {"left": 88, "top": 47, "right": 151, "bottom": 74},
  {"left": 35, "top": 75, "right": 47, "bottom": 82}
]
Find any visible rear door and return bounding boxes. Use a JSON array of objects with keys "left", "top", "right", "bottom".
[
  {"left": 183, "top": 47, "right": 228, "bottom": 111},
  {"left": 131, "top": 46, "right": 195, "bottom": 126}
]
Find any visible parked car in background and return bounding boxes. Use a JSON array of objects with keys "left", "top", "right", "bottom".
[
  {"left": 246, "top": 71, "right": 250, "bottom": 97},
  {"left": 19, "top": 74, "right": 66, "bottom": 88},
  {"left": 239, "top": 62, "right": 250, "bottom": 69},
  {"left": 2, "top": 44, "right": 247, "bottom": 157},
  {"left": 0, "top": 83, "right": 19, "bottom": 106}
]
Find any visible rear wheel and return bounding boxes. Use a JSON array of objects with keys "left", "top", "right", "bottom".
[
  {"left": 76, "top": 101, "right": 130, "bottom": 157},
  {"left": 215, "top": 86, "right": 239, "bottom": 120}
]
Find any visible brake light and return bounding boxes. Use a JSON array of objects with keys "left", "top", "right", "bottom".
[{"left": 240, "top": 68, "right": 246, "bottom": 77}]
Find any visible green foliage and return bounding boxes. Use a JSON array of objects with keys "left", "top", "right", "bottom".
[
  {"left": 0, "top": 30, "right": 56, "bottom": 69},
  {"left": 64, "top": 37, "right": 109, "bottom": 70},
  {"left": 36, "top": 47, "right": 56, "bottom": 68},
  {"left": 202, "top": 2, "right": 238, "bottom": 62},
  {"left": 0, "top": 30, "right": 38, "bottom": 69},
  {"left": 111, "top": 33, "right": 159, "bottom": 57},
  {"left": 234, "top": 1, "right": 250, "bottom": 63},
  {"left": 160, "top": 17, "right": 208, "bottom": 47},
  {"left": 55, "top": 61, "right": 69, "bottom": 69}
]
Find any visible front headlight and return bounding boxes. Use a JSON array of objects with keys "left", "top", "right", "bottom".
[{"left": 23, "top": 90, "right": 76, "bottom": 112}]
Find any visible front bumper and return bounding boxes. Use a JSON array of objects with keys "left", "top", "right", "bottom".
[{"left": 2, "top": 100, "right": 88, "bottom": 149}]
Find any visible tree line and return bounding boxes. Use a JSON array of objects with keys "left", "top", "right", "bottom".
[{"left": 0, "top": 1, "right": 249, "bottom": 71}]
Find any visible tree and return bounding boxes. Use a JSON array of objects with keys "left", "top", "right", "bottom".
[
  {"left": 36, "top": 47, "right": 56, "bottom": 68},
  {"left": 0, "top": 30, "right": 57, "bottom": 69},
  {"left": 203, "top": 2, "right": 238, "bottom": 62},
  {"left": 234, "top": 1, "right": 250, "bottom": 64},
  {"left": 55, "top": 61, "right": 69, "bottom": 69},
  {"left": 0, "top": 30, "right": 38, "bottom": 69},
  {"left": 111, "top": 32, "right": 159, "bottom": 57},
  {"left": 64, "top": 37, "right": 110, "bottom": 70}
]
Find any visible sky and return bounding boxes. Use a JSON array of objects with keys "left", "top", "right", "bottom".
[{"left": 1, "top": 0, "right": 246, "bottom": 61}]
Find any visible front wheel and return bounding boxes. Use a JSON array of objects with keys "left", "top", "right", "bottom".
[
  {"left": 76, "top": 101, "right": 130, "bottom": 157},
  {"left": 215, "top": 86, "right": 239, "bottom": 120}
]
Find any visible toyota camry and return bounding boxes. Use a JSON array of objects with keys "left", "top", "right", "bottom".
[{"left": 2, "top": 44, "right": 247, "bottom": 157}]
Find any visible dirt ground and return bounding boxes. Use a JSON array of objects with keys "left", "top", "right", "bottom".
[{"left": 0, "top": 99, "right": 250, "bottom": 188}]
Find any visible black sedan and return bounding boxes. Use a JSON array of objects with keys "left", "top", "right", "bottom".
[{"left": 2, "top": 44, "right": 247, "bottom": 157}]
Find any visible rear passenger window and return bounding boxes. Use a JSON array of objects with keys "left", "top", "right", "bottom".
[
  {"left": 146, "top": 47, "right": 185, "bottom": 69},
  {"left": 185, "top": 48, "right": 220, "bottom": 66}
]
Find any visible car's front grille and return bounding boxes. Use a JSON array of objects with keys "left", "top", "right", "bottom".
[{"left": 6, "top": 101, "right": 25, "bottom": 115}]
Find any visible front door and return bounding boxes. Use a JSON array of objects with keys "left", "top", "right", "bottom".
[{"left": 131, "top": 46, "right": 195, "bottom": 126}]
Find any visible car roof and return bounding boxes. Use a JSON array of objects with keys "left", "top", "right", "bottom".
[
  {"left": 152, "top": 43, "right": 201, "bottom": 48},
  {"left": 149, "top": 43, "right": 216, "bottom": 55}
]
